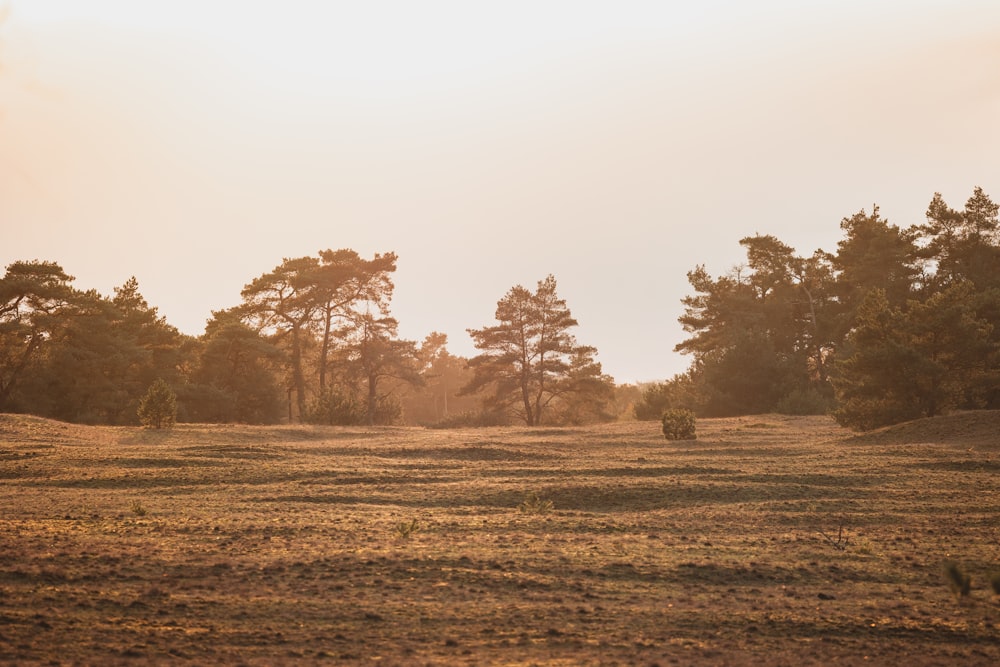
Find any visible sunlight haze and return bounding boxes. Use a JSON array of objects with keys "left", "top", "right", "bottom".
[{"left": 2, "top": 0, "right": 998, "bottom": 382}]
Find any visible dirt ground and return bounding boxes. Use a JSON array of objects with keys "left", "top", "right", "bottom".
[{"left": 1, "top": 412, "right": 998, "bottom": 665}]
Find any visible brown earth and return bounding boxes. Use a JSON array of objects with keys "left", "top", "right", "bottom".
[{"left": 1, "top": 412, "right": 998, "bottom": 665}]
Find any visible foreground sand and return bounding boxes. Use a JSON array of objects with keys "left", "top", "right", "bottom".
[{"left": 1, "top": 413, "right": 998, "bottom": 665}]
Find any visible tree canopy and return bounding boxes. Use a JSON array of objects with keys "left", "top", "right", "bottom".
[
  {"left": 237, "top": 249, "right": 398, "bottom": 422},
  {"left": 665, "top": 186, "right": 1000, "bottom": 429},
  {"left": 4, "top": 186, "right": 997, "bottom": 431}
]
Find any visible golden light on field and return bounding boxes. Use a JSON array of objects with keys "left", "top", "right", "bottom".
[
  {"left": 1, "top": 1, "right": 998, "bottom": 382},
  {"left": 2, "top": 412, "right": 999, "bottom": 662}
]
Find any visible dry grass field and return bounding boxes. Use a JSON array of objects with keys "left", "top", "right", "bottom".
[{"left": 1, "top": 412, "right": 999, "bottom": 665}]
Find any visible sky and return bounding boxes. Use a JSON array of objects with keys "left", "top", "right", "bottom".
[{"left": 1, "top": 1, "right": 998, "bottom": 384}]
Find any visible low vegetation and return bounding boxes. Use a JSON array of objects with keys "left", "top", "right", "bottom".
[
  {"left": 661, "top": 408, "right": 696, "bottom": 440},
  {"left": 1, "top": 412, "right": 998, "bottom": 665}
]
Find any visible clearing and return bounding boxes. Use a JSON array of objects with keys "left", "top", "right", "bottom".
[{"left": 1, "top": 413, "right": 998, "bottom": 665}]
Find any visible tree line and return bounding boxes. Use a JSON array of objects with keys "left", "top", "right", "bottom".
[
  {"left": 0, "top": 251, "right": 618, "bottom": 427},
  {"left": 6, "top": 186, "right": 995, "bottom": 431},
  {"left": 635, "top": 186, "right": 1000, "bottom": 430}
]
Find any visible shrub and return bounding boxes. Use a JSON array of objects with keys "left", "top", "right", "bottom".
[
  {"left": 305, "top": 388, "right": 363, "bottom": 425},
  {"left": 137, "top": 378, "right": 177, "bottom": 429},
  {"left": 426, "top": 410, "right": 509, "bottom": 429},
  {"left": 662, "top": 409, "right": 696, "bottom": 441},
  {"left": 306, "top": 389, "right": 403, "bottom": 426}
]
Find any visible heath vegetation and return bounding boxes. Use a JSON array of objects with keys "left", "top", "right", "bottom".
[{"left": 1, "top": 412, "right": 998, "bottom": 665}]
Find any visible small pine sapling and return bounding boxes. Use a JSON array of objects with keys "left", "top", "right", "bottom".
[
  {"left": 662, "top": 409, "right": 696, "bottom": 441},
  {"left": 137, "top": 378, "right": 177, "bottom": 429}
]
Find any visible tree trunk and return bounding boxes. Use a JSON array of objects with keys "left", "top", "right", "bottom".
[
  {"left": 0, "top": 334, "right": 42, "bottom": 411},
  {"left": 318, "top": 308, "right": 332, "bottom": 391},
  {"left": 367, "top": 373, "right": 378, "bottom": 426},
  {"left": 290, "top": 328, "right": 306, "bottom": 421},
  {"left": 800, "top": 283, "right": 828, "bottom": 382},
  {"left": 521, "top": 378, "right": 534, "bottom": 426}
]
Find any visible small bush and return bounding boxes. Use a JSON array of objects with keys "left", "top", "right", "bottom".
[
  {"left": 137, "top": 378, "right": 177, "bottom": 429},
  {"left": 662, "top": 409, "right": 696, "bottom": 441}
]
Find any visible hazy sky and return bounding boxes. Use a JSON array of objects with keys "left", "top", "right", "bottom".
[{"left": 2, "top": 1, "right": 998, "bottom": 383}]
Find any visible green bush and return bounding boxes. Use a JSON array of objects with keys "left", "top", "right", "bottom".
[
  {"left": 137, "top": 378, "right": 177, "bottom": 429},
  {"left": 662, "top": 409, "right": 696, "bottom": 441}
]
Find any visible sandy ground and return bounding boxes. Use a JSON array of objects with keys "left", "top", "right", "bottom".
[{"left": 1, "top": 412, "right": 998, "bottom": 665}]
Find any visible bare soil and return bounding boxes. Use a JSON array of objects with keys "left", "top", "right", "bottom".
[{"left": 1, "top": 413, "right": 998, "bottom": 665}]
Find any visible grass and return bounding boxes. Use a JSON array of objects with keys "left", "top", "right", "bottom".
[
  {"left": 518, "top": 491, "right": 555, "bottom": 515},
  {"left": 394, "top": 517, "right": 421, "bottom": 539},
  {"left": 0, "top": 412, "right": 999, "bottom": 665}
]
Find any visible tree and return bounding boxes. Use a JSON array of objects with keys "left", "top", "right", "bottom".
[
  {"left": 917, "top": 187, "right": 1000, "bottom": 290},
  {"left": 912, "top": 188, "right": 1000, "bottom": 408},
  {"left": 30, "top": 291, "right": 134, "bottom": 423},
  {"left": 831, "top": 207, "right": 921, "bottom": 335},
  {"left": 669, "top": 187, "right": 998, "bottom": 423},
  {"left": 238, "top": 249, "right": 398, "bottom": 422},
  {"left": 832, "top": 284, "right": 993, "bottom": 430},
  {"left": 398, "top": 333, "right": 478, "bottom": 425},
  {"left": 137, "top": 378, "right": 177, "bottom": 429},
  {"left": 0, "top": 261, "right": 78, "bottom": 411},
  {"left": 189, "top": 309, "right": 285, "bottom": 423},
  {"left": 334, "top": 313, "right": 422, "bottom": 426},
  {"left": 698, "top": 328, "right": 799, "bottom": 416},
  {"left": 313, "top": 250, "right": 397, "bottom": 391},
  {"left": 109, "top": 277, "right": 188, "bottom": 421},
  {"left": 239, "top": 256, "right": 321, "bottom": 421},
  {"left": 463, "top": 275, "right": 607, "bottom": 426},
  {"left": 547, "top": 346, "right": 616, "bottom": 424},
  {"left": 740, "top": 235, "right": 837, "bottom": 384},
  {"left": 675, "top": 235, "right": 835, "bottom": 416},
  {"left": 11, "top": 276, "right": 194, "bottom": 425}
]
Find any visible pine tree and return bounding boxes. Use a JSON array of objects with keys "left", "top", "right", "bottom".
[
  {"left": 832, "top": 283, "right": 992, "bottom": 430},
  {"left": 463, "top": 275, "right": 608, "bottom": 426},
  {"left": 137, "top": 378, "right": 177, "bottom": 429}
]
